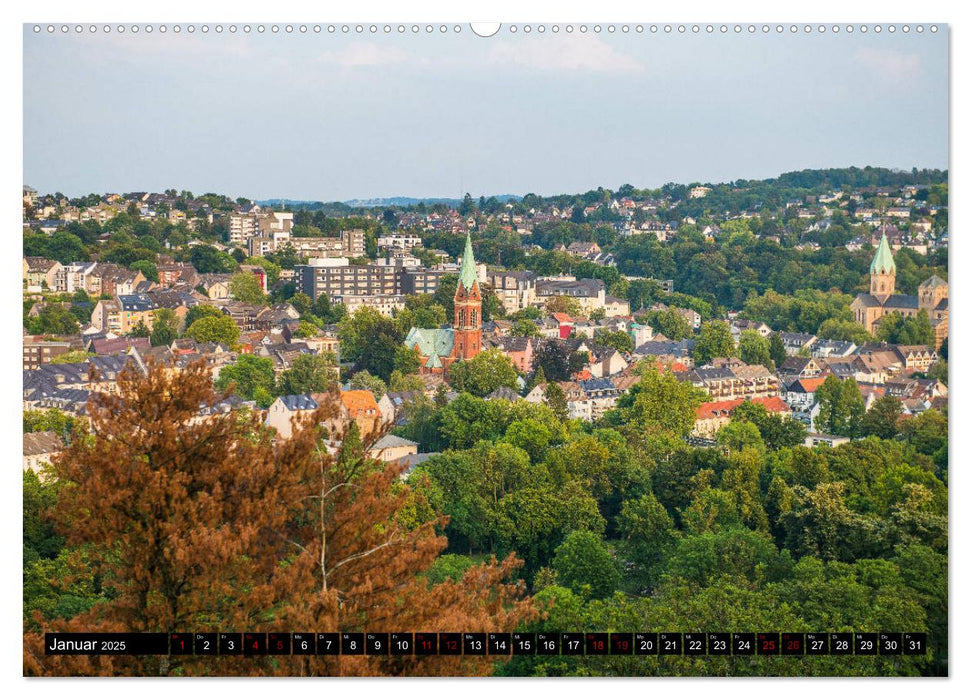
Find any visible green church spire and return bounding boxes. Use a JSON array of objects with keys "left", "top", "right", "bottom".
[
  {"left": 870, "top": 232, "right": 896, "bottom": 275},
  {"left": 458, "top": 233, "right": 478, "bottom": 291}
]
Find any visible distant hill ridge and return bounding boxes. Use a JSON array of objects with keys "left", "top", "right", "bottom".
[{"left": 257, "top": 194, "right": 522, "bottom": 210}]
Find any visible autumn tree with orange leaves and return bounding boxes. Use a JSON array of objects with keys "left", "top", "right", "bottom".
[{"left": 24, "top": 359, "right": 533, "bottom": 677}]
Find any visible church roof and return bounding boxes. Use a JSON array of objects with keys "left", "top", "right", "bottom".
[
  {"left": 870, "top": 233, "right": 896, "bottom": 275},
  {"left": 919, "top": 274, "right": 947, "bottom": 289},
  {"left": 458, "top": 233, "right": 478, "bottom": 292},
  {"left": 883, "top": 294, "right": 920, "bottom": 310},
  {"left": 854, "top": 293, "right": 919, "bottom": 310},
  {"left": 405, "top": 326, "right": 455, "bottom": 362}
]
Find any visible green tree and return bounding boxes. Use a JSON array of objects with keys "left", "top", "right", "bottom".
[
  {"left": 534, "top": 340, "right": 572, "bottom": 382},
  {"left": 876, "top": 310, "right": 935, "bottom": 346},
  {"left": 130, "top": 260, "right": 158, "bottom": 283},
  {"left": 214, "top": 354, "right": 276, "bottom": 401},
  {"left": 347, "top": 370, "right": 388, "bottom": 398},
  {"left": 46, "top": 232, "right": 86, "bottom": 264},
  {"left": 665, "top": 527, "right": 793, "bottom": 587},
  {"left": 292, "top": 321, "right": 320, "bottom": 338},
  {"left": 552, "top": 530, "right": 621, "bottom": 600},
  {"left": 814, "top": 375, "right": 865, "bottom": 437},
  {"left": 594, "top": 329, "right": 634, "bottom": 353},
  {"left": 26, "top": 304, "right": 80, "bottom": 335},
  {"left": 768, "top": 332, "right": 788, "bottom": 368},
  {"left": 289, "top": 292, "right": 314, "bottom": 315},
  {"left": 617, "top": 493, "right": 677, "bottom": 592},
  {"left": 618, "top": 366, "right": 707, "bottom": 436},
  {"left": 717, "top": 421, "right": 765, "bottom": 452},
  {"left": 644, "top": 308, "right": 692, "bottom": 341},
  {"left": 545, "top": 295, "right": 583, "bottom": 317},
  {"left": 732, "top": 400, "right": 808, "bottom": 450},
  {"left": 276, "top": 353, "right": 334, "bottom": 395},
  {"left": 436, "top": 394, "right": 511, "bottom": 450},
  {"left": 49, "top": 350, "right": 93, "bottom": 365},
  {"left": 183, "top": 304, "right": 224, "bottom": 329},
  {"left": 393, "top": 345, "right": 422, "bottom": 377},
  {"left": 228, "top": 271, "right": 267, "bottom": 305},
  {"left": 431, "top": 274, "right": 458, "bottom": 311},
  {"left": 423, "top": 554, "right": 476, "bottom": 586},
  {"left": 149, "top": 308, "right": 180, "bottom": 347},
  {"left": 859, "top": 396, "right": 904, "bottom": 440},
  {"left": 778, "top": 483, "right": 861, "bottom": 561},
  {"left": 338, "top": 307, "right": 405, "bottom": 380},
  {"left": 503, "top": 419, "right": 554, "bottom": 463},
  {"left": 738, "top": 330, "right": 772, "bottom": 368},
  {"left": 448, "top": 349, "right": 518, "bottom": 397},
  {"left": 543, "top": 382, "right": 569, "bottom": 422},
  {"left": 185, "top": 315, "right": 240, "bottom": 347},
  {"left": 127, "top": 319, "right": 151, "bottom": 338},
  {"left": 242, "top": 256, "right": 281, "bottom": 286},
  {"left": 511, "top": 319, "right": 541, "bottom": 337},
  {"left": 23, "top": 408, "right": 76, "bottom": 437},
  {"left": 23, "top": 471, "right": 64, "bottom": 564},
  {"left": 817, "top": 318, "right": 872, "bottom": 345},
  {"left": 189, "top": 244, "right": 236, "bottom": 274},
  {"left": 899, "top": 409, "right": 947, "bottom": 475},
  {"left": 692, "top": 321, "right": 736, "bottom": 365}
]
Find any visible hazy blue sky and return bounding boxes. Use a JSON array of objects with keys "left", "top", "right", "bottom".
[{"left": 23, "top": 25, "right": 948, "bottom": 201}]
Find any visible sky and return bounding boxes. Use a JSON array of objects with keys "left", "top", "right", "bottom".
[{"left": 23, "top": 24, "right": 949, "bottom": 202}]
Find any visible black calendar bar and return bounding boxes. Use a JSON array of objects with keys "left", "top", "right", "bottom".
[
  {"left": 44, "top": 633, "right": 169, "bottom": 655},
  {"left": 42, "top": 631, "right": 930, "bottom": 656}
]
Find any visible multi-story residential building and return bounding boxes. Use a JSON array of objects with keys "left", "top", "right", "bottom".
[
  {"left": 23, "top": 336, "right": 82, "bottom": 370},
  {"left": 779, "top": 331, "right": 818, "bottom": 356},
  {"left": 375, "top": 252, "right": 422, "bottom": 268},
  {"left": 334, "top": 295, "right": 406, "bottom": 316},
  {"left": 24, "top": 257, "right": 63, "bottom": 292},
  {"left": 603, "top": 295, "right": 631, "bottom": 317},
  {"left": 577, "top": 378, "right": 621, "bottom": 420},
  {"left": 341, "top": 229, "right": 367, "bottom": 258},
  {"left": 228, "top": 212, "right": 259, "bottom": 244},
  {"left": 377, "top": 233, "right": 423, "bottom": 251},
  {"left": 91, "top": 294, "right": 158, "bottom": 334},
  {"left": 400, "top": 267, "right": 449, "bottom": 296},
  {"left": 535, "top": 278, "right": 606, "bottom": 314},
  {"left": 677, "top": 363, "right": 779, "bottom": 402},
  {"left": 296, "top": 263, "right": 401, "bottom": 302},
  {"left": 484, "top": 270, "right": 537, "bottom": 314},
  {"left": 258, "top": 211, "right": 294, "bottom": 237},
  {"left": 286, "top": 237, "right": 344, "bottom": 259},
  {"left": 217, "top": 302, "right": 265, "bottom": 332},
  {"left": 23, "top": 431, "right": 64, "bottom": 476},
  {"left": 892, "top": 345, "right": 939, "bottom": 373},
  {"left": 157, "top": 262, "right": 197, "bottom": 286},
  {"left": 258, "top": 229, "right": 365, "bottom": 260},
  {"left": 53, "top": 262, "right": 98, "bottom": 294},
  {"left": 87, "top": 263, "right": 146, "bottom": 297},
  {"left": 692, "top": 396, "right": 791, "bottom": 438}
]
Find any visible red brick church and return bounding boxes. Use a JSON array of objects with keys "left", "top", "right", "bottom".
[{"left": 403, "top": 233, "right": 482, "bottom": 374}]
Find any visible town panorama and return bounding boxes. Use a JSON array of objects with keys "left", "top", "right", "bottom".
[{"left": 23, "top": 166, "right": 948, "bottom": 676}]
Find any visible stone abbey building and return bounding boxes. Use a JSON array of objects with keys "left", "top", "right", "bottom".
[{"left": 850, "top": 233, "right": 948, "bottom": 349}]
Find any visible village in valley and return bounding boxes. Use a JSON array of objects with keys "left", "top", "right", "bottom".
[{"left": 22, "top": 170, "right": 948, "bottom": 472}]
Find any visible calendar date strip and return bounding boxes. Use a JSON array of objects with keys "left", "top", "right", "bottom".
[{"left": 44, "top": 632, "right": 928, "bottom": 656}]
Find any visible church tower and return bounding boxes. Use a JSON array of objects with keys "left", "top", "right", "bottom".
[
  {"left": 870, "top": 232, "right": 896, "bottom": 304},
  {"left": 453, "top": 233, "right": 482, "bottom": 361}
]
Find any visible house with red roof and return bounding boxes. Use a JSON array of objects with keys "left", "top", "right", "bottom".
[{"left": 693, "top": 396, "right": 792, "bottom": 439}]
